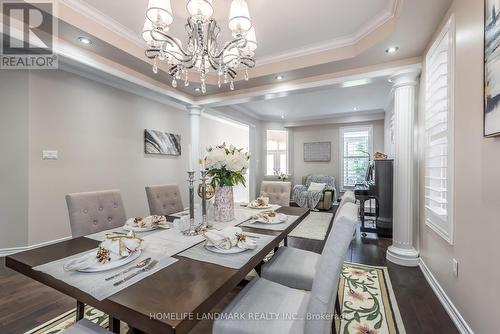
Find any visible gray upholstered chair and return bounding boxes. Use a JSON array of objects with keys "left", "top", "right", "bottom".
[
  {"left": 145, "top": 184, "right": 184, "bottom": 216},
  {"left": 61, "top": 319, "right": 111, "bottom": 334},
  {"left": 65, "top": 190, "right": 127, "bottom": 238},
  {"left": 259, "top": 181, "right": 291, "bottom": 206},
  {"left": 213, "top": 205, "right": 358, "bottom": 334},
  {"left": 293, "top": 175, "right": 337, "bottom": 210},
  {"left": 260, "top": 202, "right": 358, "bottom": 291}
]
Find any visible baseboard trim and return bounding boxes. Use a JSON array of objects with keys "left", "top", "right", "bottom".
[
  {"left": 0, "top": 236, "right": 72, "bottom": 257},
  {"left": 419, "top": 259, "right": 474, "bottom": 334}
]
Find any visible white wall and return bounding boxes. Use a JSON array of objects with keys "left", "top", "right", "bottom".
[
  {"left": 199, "top": 114, "right": 250, "bottom": 202},
  {"left": 1, "top": 69, "right": 191, "bottom": 248},
  {"left": 289, "top": 120, "right": 385, "bottom": 192},
  {"left": 418, "top": 0, "right": 500, "bottom": 332}
]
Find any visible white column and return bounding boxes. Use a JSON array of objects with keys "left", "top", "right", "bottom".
[
  {"left": 386, "top": 71, "right": 420, "bottom": 267},
  {"left": 187, "top": 105, "right": 203, "bottom": 171}
]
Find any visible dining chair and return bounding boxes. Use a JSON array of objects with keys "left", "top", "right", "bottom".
[
  {"left": 65, "top": 189, "right": 127, "bottom": 238},
  {"left": 145, "top": 184, "right": 184, "bottom": 216},
  {"left": 213, "top": 208, "right": 358, "bottom": 334},
  {"left": 260, "top": 181, "right": 291, "bottom": 206},
  {"left": 61, "top": 319, "right": 111, "bottom": 334},
  {"left": 260, "top": 202, "right": 358, "bottom": 290}
]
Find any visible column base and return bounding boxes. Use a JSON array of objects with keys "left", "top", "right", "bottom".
[{"left": 386, "top": 245, "right": 419, "bottom": 267}]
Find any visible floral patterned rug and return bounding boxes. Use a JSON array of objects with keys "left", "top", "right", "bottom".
[
  {"left": 26, "top": 263, "right": 405, "bottom": 334},
  {"left": 339, "top": 263, "right": 406, "bottom": 334}
]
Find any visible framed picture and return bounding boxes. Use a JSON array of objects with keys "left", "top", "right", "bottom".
[
  {"left": 484, "top": 0, "right": 500, "bottom": 137},
  {"left": 304, "top": 142, "right": 331, "bottom": 162},
  {"left": 144, "top": 129, "right": 181, "bottom": 156}
]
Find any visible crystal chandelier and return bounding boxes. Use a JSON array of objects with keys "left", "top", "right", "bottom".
[{"left": 143, "top": 0, "right": 257, "bottom": 94}]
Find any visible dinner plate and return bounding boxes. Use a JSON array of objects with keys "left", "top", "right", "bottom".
[
  {"left": 78, "top": 250, "right": 142, "bottom": 273},
  {"left": 123, "top": 224, "right": 157, "bottom": 232},
  {"left": 205, "top": 245, "right": 248, "bottom": 254},
  {"left": 247, "top": 204, "right": 272, "bottom": 209},
  {"left": 253, "top": 216, "right": 288, "bottom": 225}
]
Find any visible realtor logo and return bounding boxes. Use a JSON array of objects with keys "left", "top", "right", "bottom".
[{"left": 1, "top": 0, "right": 58, "bottom": 69}]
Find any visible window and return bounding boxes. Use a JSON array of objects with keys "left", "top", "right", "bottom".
[
  {"left": 266, "top": 130, "right": 288, "bottom": 175},
  {"left": 340, "top": 126, "right": 373, "bottom": 190},
  {"left": 424, "top": 16, "right": 454, "bottom": 244}
]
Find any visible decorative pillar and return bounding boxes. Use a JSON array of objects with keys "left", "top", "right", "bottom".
[
  {"left": 386, "top": 70, "right": 420, "bottom": 267},
  {"left": 187, "top": 105, "right": 203, "bottom": 171}
]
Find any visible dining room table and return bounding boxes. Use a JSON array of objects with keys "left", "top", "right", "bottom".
[{"left": 6, "top": 205, "right": 310, "bottom": 334}]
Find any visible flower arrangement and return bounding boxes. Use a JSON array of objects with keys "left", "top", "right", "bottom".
[
  {"left": 275, "top": 170, "right": 289, "bottom": 182},
  {"left": 202, "top": 143, "right": 250, "bottom": 187}
]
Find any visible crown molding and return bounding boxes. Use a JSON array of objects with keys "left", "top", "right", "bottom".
[{"left": 60, "top": 0, "right": 145, "bottom": 49}]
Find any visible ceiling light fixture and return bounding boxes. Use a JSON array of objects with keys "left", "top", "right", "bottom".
[
  {"left": 354, "top": 107, "right": 358, "bottom": 111},
  {"left": 281, "top": 114, "right": 285, "bottom": 119},
  {"left": 78, "top": 37, "right": 92, "bottom": 45},
  {"left": 385, "top": 46, "right": 399, "bottom": 54},
  {"left": 275, "top": 75, "right": 284, "bottom": 81},
  {"left": 143, "top": 0, "right": 257, "bottom": 94},
  {"left": 341, "top": 78, "right": 372, "bottom": 88}
]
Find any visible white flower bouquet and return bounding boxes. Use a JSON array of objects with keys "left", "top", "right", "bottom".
[{"left": 202, "top": 143, "right": 250, "bottom": 187}]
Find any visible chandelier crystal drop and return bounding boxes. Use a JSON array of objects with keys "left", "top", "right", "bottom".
[{"left": 143, "top": 0, "right": 257, "bottom": 93}]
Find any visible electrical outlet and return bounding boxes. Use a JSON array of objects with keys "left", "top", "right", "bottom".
[
  {"left": 42, "top": 150, "right": 58, "bottom": 160},
  {"left": 452, "top": 259, "right": 459, "bottom": 277}
]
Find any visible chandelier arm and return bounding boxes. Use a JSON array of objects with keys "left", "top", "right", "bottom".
[
  {"left": 214, "top": 37, "right": 247, "bottom": 59},
  {"left": 151, "top": 29, "right": 190, "bottom": 58},
  {"left": 239, "top": 57, "right": 256, "bottom": 68}
]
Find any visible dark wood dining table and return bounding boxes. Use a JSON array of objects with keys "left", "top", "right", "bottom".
[{"left": 6, "top": 206, "right": 309, "bottom": 334}]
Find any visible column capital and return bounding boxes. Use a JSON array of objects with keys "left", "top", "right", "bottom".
[
  {"left": 187, "top": 105, "right": 203, "bottom": 116},
  {"left": 390, "top": 68, "right": 421, "bottom": 89}
]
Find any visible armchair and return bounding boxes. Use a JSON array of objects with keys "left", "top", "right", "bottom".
[{"left": 293, "top": 175, "right": 337, "bottom": 210}]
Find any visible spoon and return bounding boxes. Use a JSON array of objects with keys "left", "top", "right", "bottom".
[{"left": 105, "top": 257, "right": 152, "bottom": 281}]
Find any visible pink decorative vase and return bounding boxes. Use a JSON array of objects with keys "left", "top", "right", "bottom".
[{"left": 214, "top": 186, "right": 235, "bottom": 222}]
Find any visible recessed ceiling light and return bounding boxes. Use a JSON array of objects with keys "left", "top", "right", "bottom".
[
  {"left": 275, "top": 75, "right": 284, "bottom": 81},
  {"left": 194, "top": 87, "right": 201, "bottom": 92},
  {"left": 78, "top": 37, "right": 92, "bottom": 45},
  {"left": 281, "top": 115, "right": 285, "bottom": 119},
  {"left": 385, "top": 46, "right": 399, "bottom": 54},
  {"left": 354, "top": 107, "right": 358, "bottom": 111},
  {"left": 341, "top": 78, "right": 372, "bottom": 88}
]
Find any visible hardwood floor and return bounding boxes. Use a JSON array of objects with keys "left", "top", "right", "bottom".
[{"left": 0, "top": 209, "right": 458, "bottom": 334}]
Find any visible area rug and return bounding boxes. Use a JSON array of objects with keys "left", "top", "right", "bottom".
[
  {"left": 26, "top": 263, "right": 405, "bottom": 334},
  {"left": 288, "top": 211, "right": 333, "bottom": 240},
  {"left": 338, "top": 263, "right": 406, "bottom": 334}
]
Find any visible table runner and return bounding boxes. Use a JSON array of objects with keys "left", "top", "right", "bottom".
[
  {"left": 33, "top": 245, "right": 178, "bottom": 301},
  {"left": 178, "top": 232, "right": 275, "bottom": 269},
  {"left": 240, "top": 215, "right": 300, "bottom": 231}
]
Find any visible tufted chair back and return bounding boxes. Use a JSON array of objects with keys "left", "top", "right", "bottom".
[
  {"left": 65, "top": 190, "right": 127, "bottom": 238},
  {"left": 259, "top": 181, "right": 291, "bottom": 207},
  {"left": 145, "top": 184, "right": 184, "bottom": 216}
]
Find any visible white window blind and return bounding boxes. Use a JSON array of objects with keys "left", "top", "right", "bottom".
[
  {"left": 424, "top": 17, "right": 454, "bottom": 244},
  {"left": 266, "top": 130, "right": 288, "bottom": 175},
  {"left": 340, "top": 126, "right": 373, "bottom": 190}
]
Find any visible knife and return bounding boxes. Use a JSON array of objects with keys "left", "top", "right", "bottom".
[
  {"left": 105, "top": 257, "right": 152, "bottom": 281},
  {"left": 113, "top": 260, "right": 158, "bottom": 287}
]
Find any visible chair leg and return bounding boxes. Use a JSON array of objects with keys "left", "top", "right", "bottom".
[
  {"left": 284, "top": 237, "right": 288, "bottom": 246},
  {"left": 335, "top": 292, "right": 341, "bottom": 316},
  {"left": 76, "top": 300, "right": 85, "bottom": 321},
  {"left": 109, "top": 316, "right": 120, "bottom": 333}
]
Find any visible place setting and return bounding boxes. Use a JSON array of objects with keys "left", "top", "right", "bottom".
[
  {"left": 240, "top": 209, "right": 300, "bottom": 231},
  {"left": 178, "top": 226, "right": 274, "bottom": 269},
  {"left": 33, "top": 231, "right": 178, "bottom": 301}
]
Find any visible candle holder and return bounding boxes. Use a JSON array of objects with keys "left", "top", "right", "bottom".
[
  {"left": 182, "top": 171, "right": 200, "bottom": 236},
  {"left": 198, "top": 170, "right": 209, "bottom": 230}
]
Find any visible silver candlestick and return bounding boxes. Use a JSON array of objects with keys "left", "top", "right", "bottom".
[
  {"left": 182, "top": 171, "right": 199, "bottom": 236},
  {"left": 199, "top": 170, "right": 209, "bottom": 230}
]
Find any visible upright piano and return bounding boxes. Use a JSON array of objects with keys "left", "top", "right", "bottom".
[{"left": 354, "top": 159, "right": 394, "bottom": 237}]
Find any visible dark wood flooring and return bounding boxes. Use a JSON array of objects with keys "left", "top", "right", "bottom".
[{"left": 0, "top": 208, "right": 458, "bottom": 334}]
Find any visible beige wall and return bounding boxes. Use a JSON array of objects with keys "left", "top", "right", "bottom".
[
  {"left": 0, "top": 71, "right": 29, "bottom": 249},
  {"left": 418, "top": 0, "right": 500, "bottom": 332},
  {"left": 289, "top": 120, "right": 384, "bottom": 191},
  {"left": 0, "top": 69, "right": 191, "bottom": 247}
]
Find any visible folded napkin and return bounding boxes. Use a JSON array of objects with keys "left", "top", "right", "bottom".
[
  {"left": 63, "top": 231, "right": 143, "bottom": 271},
  {"left": 125, "top": 215, "right": 167, "bottom": 228},
  {"left": 204, "top": 227, "right": 257, "bottom": 251},
  {"left": 252, "top": 211, "right": 288, "bottom": 224},
  {"left": 249, "top": 196, "right": 270, "bottom": 208}
]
